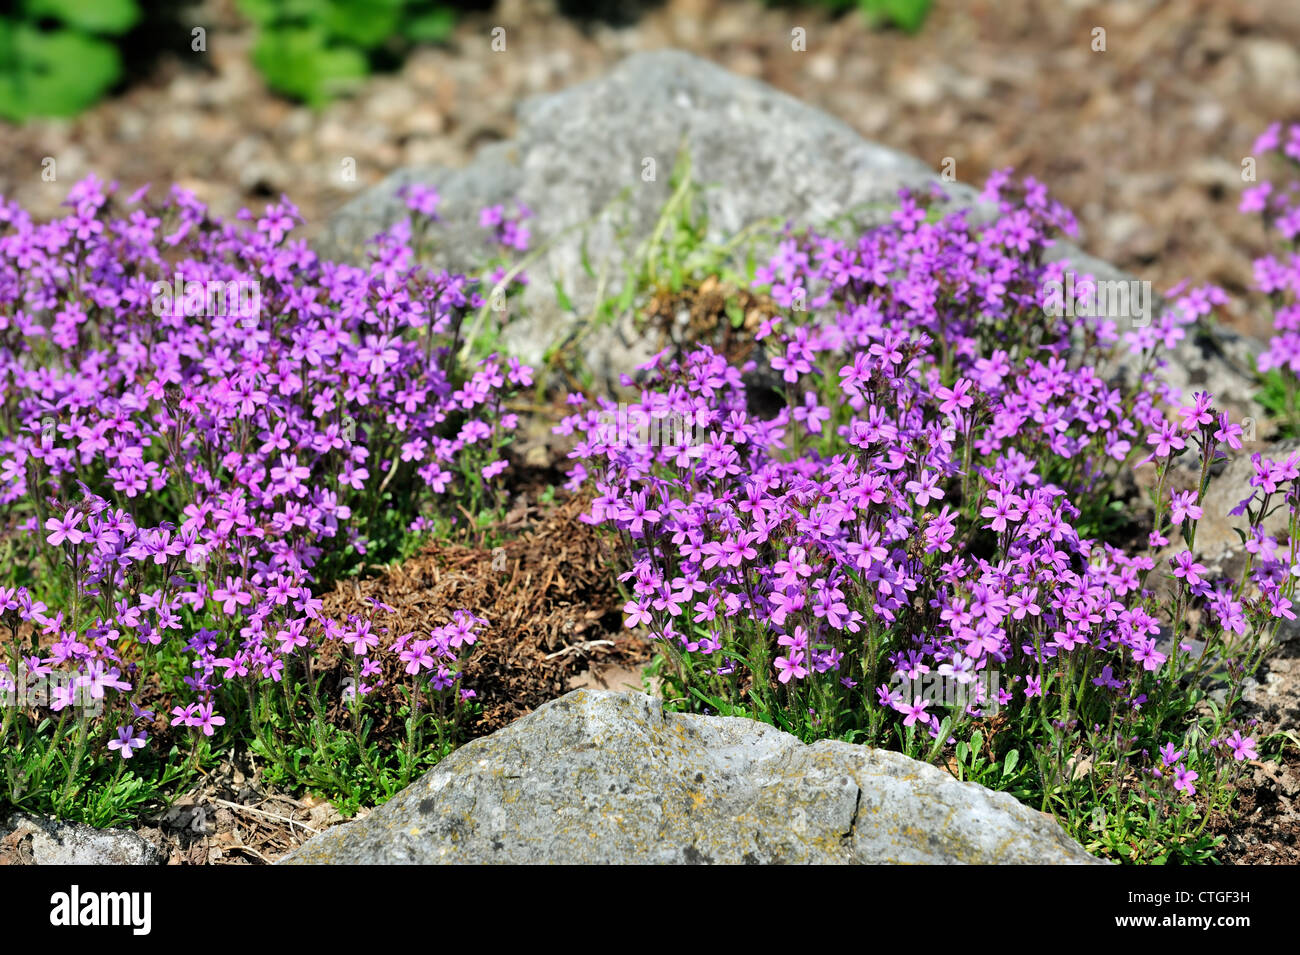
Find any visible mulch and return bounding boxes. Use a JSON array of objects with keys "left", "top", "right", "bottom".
[
  {"left": 316, "top": 492, "right": 648, "bottom": 735},
  {"left": 643, "top": 274, "right": 780, "bottom": 367}
]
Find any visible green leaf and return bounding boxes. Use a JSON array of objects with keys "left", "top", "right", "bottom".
[
  {"left": 0, "top": 27, "right": 122, "bottom": 121},
  {"left": 1002, "top": 749, "right": 1020, "bottom": 777},
  {"left": 554, "top": 279, "right": 575, "bottom": 313},
  {"left": 322, "top": 0, "right": 403, "bottom": 48},
  {"left": 235, "top": 0, "right": 322, "bottom": 26},
  {"left": 250, "top": 27, "right": 368, "bottom": 106},
  {"left": 405, "top": 8, "right": 455, "bottom": 43},
  {"left": 234, "top": 0, "right": 277, "bottom": 24},
  {"left": 616, "top": 276, "right": 636, "bottom": 314},
  {"left": 860, "top": 0, "right": 932, "bottom": 32},
  {"left": 25, "top": 0, "right": 140, "bottom": 34}
]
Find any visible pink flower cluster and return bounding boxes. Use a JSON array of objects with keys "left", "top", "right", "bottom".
[
  {"left": 0, "top": 176, "right": 529, "bottom": 753},
  {"left": 559, "top": 174, "right": 1276, "bottom": 798}
]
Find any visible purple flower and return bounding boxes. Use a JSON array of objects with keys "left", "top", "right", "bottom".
[
  {"left": 896, "top": 696, "right": 930, "bottom": 727},
  {"left": 1225, "top": 731, "right": 1257, "bottom": 761},
  {"left": 1168, "top": 491, "right": 1203, "bottom": 524},
  {"left": 774, "top": 652, "right": 808, "bottom": 684},
  {"left": 44, "top": 511, "right": 85, "bottom": 547},
  {"left": 192, "top": 703, "right": 225, "bottom": 737},
  {"left": 1172, "top": 764, "right": 1199, "bottom": 797},
  {"left": 107, "top": 725, "right": 148, "bottom": 759},
  {"left": 624, "top": 600, "right": 653, "bottom": 629},
  {"left": 400, "top": 184, "right": 441, "bottom": 218}
]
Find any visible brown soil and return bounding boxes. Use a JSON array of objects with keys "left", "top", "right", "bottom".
[{"left": 1211, "top": 746, "right": 1300, "bottom": 864}]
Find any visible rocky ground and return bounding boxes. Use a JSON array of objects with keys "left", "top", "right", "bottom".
[{"left": 2, "top": 0, "right": 1299, "bottom": 337}]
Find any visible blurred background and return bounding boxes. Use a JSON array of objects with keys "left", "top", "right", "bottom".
[{"left": 1, "top": 0, "right": 1298, "bottom": 335}]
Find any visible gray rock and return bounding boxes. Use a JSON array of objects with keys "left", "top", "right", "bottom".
[
  {"left": 1172, "top": 438, "right": 1300, "bottom": 576},
  {"left": 1053, "top": 246, "right": 1264, "bottom": 427},
  {"left": 282, "top": 689, "right": 1102, "bottom": 865},
  {"left": 2, "top": 813, "right": 164, "bottom": 865},
  {"left": 319, "top": 50, "right": 1261, "bottom": 410},
  {"left": 318, "top": 50, "right": 959, "bottom": 388}
]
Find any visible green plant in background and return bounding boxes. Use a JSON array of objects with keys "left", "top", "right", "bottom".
[
  {"left": 1255, "top": 367, "right": 1299, "bottom": 439},
  {"left": 859, "top": 0, "right": 932, "bottom": 32},
  {"left": 0, "top": 0, "right": 140, "bottom": 121},
  {"left": 236, "top": 0, "right": 455, "bottom": 106},
  {"left": 791, "top": 0, "right": 932, "bottom": 33}
]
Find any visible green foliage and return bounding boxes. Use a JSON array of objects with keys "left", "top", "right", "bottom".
[
  {"left": 786, "top": 0, "right": 933, "bottom": 33},
  {"left": 248, "top": 26, "right": 369, "bottom": 107},
  {"left": 859, "top": 0, "right": 932, "bottom": 32},
  {"left": 1254, "top": 367, "right": 1299, "bottom": 439},
  {"left": 236, "top": 0, "right": 456, "bottom": 106},
  {"left": 243, "top": 656, "right": 469, "bottom": 815},
  {"left": 28, "top": 0, "right": 138, "bottom": 34},
  {"left": 3, "top": 722, "right": 197, "bottom": 828},
  {"left": 0, "top": 0, "right": 139, "bottom": 121},
  {"left": 540, "top": 149, "right": 779, "bottom": 390}
]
